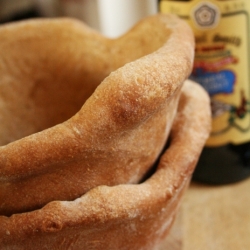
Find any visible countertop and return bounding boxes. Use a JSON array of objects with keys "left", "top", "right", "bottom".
[
  {"left": 182, "top": 178, "right": 250, "bottom": 250},
  {"left": 161, "top": 177, "right": 250, "bottom": 250}
]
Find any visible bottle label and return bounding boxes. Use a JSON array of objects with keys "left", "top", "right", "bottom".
[{"left": 160, "top": 0, "right": 250, "bottom": 146}]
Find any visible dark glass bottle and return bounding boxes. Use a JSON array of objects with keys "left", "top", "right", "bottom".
[
  {"left": 194, "top": 142, "right": 250, "bottom": 184},
  {"left": 159, "top": 0, "right": 250, "bottom": 184}
]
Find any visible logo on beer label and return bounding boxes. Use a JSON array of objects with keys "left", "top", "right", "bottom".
[{"left": 192, "top": 1, "right": 220, "bottom": 29}]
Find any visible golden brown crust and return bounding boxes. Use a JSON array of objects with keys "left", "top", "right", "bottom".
[
  {"left": 0, "top": 80, "right": 211, "bottom": 250},
  {"left": 0, "top": 14, "right": 194, "bottom": 216}
]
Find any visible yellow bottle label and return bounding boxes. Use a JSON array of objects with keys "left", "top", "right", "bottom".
[{"left": 160, "top": 0, "right": 250, "bottom": 146}]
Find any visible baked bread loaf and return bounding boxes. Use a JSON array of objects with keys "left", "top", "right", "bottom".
[
  {"left": 0, "top": 79, "right": 211, "bottom": 250},
  {"left": 0, "top": 14, "right": 194, "bottom": 216}
]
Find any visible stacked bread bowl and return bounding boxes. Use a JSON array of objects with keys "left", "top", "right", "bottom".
[{"left": 0, "top": 14, "right": 210, "bottom": 249}]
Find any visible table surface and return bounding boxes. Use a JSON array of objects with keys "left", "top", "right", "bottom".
[
  {"left": 160, "top": 177, "right": 250, "bottom": 250},
  {"left": 183, "top": 177, "right": 250, "bottom": 250}
]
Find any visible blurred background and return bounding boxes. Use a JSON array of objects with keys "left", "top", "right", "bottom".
[{"left": 0, "top": 0, "right": 158, "bottom": 37}]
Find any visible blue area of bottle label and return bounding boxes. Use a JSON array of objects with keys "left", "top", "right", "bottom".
[{"left": 190, "top": 69, "right": 236, "bottom": 96}]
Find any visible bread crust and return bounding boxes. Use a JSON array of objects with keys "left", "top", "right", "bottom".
[{"left": 0, "top": 14, "right": 194, "bottom": 216}]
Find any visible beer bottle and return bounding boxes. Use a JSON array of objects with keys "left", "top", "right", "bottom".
[{"left": 159, "top": 0, "right": 250, "bottom": 184}]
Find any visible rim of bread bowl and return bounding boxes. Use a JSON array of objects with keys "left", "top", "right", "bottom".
[{"left": 0, "top": 80, "right": 211, "bottom": 248}]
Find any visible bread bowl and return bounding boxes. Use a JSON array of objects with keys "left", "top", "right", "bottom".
[
  {"left": 0, "top": 14, "right": 194, "bottom": 216},
  {"left": 0, "top": 13, "right": 211, "bottom": 249}
]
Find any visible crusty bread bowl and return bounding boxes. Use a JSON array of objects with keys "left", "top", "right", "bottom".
[
  {"left": 0, "top": 14, "right": 195, "bottom": 216},
  {"left": 0, "top": 13, "right": 211, "bottom": 249}
]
